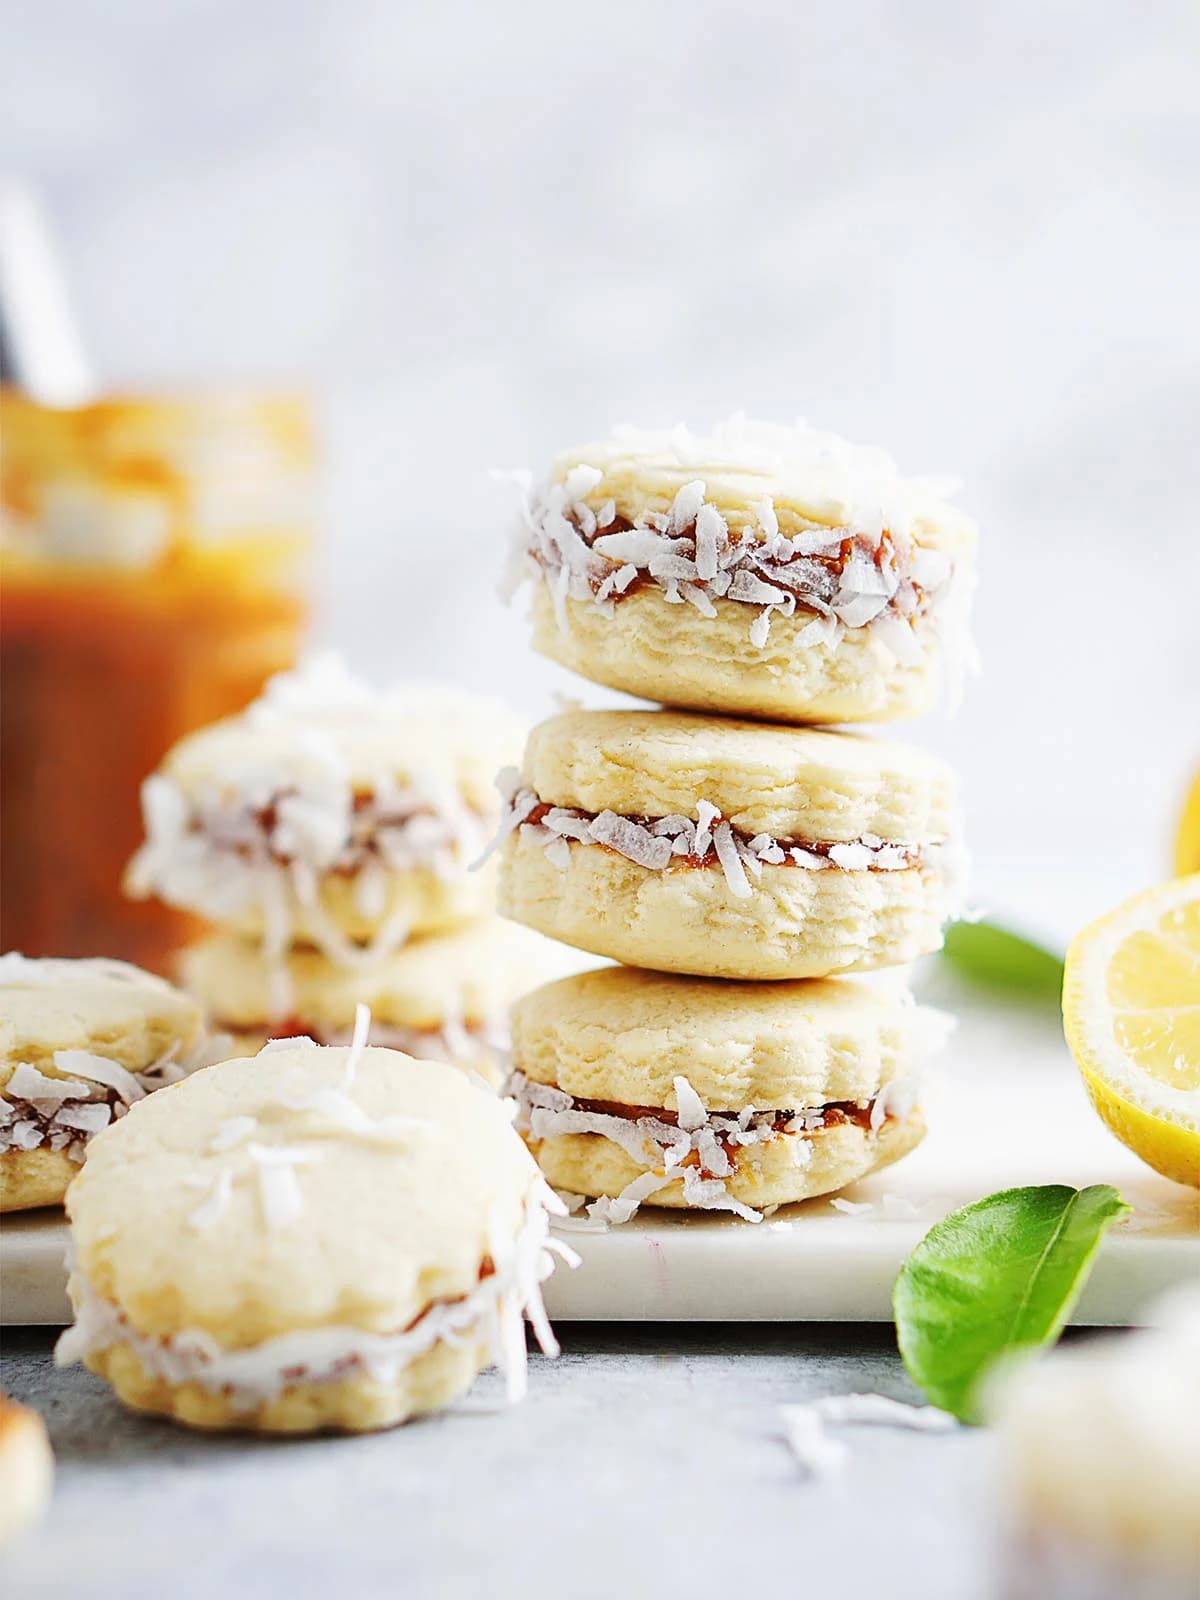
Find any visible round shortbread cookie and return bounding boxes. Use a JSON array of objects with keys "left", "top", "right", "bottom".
[
  {"left": 55, "top": 1042, "right": 570, "bottom": 1433},
  {"left": 509, "top": 966, "right": 944, "bottom": 1220},
  {"left": 497, "top": 710, "right": 961, "bottom": 979},
  {"left": 125, "top": 656, "right": 523, "bottom": 972},
  {"left": 1, "top": 954, "right": 204, "bottom": 1213},
  {"left": 992, "top": 1293, "right": 1200, "bottom": 1595},
  {"left": 507, "top": 418, "right": 977, "bottom": 723},
  {"left": 511, "top": 966, "right": 941, "bottom": 1108},
  {"left": 0, "top": 1396, "right": 53, "bottom": 1546},
  {"left": 181, "top": 919, "right": 580, "bottom": 1085}
]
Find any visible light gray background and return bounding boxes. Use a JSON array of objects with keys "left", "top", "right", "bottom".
[
  {"left": 1, "top": 11, "right": 1196, "bottom": 1594},
  {"left": 3, "top": 0, "right": 1198, "bottom": 931}
]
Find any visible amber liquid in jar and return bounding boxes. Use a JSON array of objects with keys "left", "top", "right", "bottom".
[{"left": 0, "top": 391, "right": 314, "bottom": 971}]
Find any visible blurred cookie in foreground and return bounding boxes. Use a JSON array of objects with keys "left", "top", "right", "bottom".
[
  {"left": 181, "top": 919, "right": 579, "bottom": 1086},
  {"left": 504, "top": 417, "right": 977, "bottom": 724},
  {"left": 126, "top": 656, "right": 525, "bottom": 978},
  {"left": 991, "top": 1291, "right": 1200, "bottom": 1600},
  {"left": 0, "top": 1396, "right": 53, "bottom": 1545},
  {"left": 510, "top": 966, "right": 947, "bottom": 1222},
  {"left": 0, "top": 954, "right": 205, "bottom": 1212},
  {"left": 55, "top": 1037, "right": 574, "bottom": 1432},
  {"left": 495, "top": 709, "right": 962, "bottom": 979}
]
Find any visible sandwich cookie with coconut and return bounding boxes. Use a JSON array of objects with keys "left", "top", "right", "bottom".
[
  {"left": 504, "top": 416, "right": 977, "bottom": 724},
  {"left": 181, "top": 917, "right": 577, "bottom": 1087},
  {"left": 1, "top": 954, "right": 207, "bottom": 1213},
  {"left": 126, "top": 656, "right": 524, "bottom": 996},
  {"left": 55, "top": 1023, "right": 576, "bottom": 1433},
  {"left": 510, "top": 966, "right": 948, "bottom": 1222},
  {"left": 492, "top": 708, "right": 961, "bottom": 980}
]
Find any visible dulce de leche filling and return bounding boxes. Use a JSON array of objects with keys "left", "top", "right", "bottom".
[
  {"left": 519, "top": 470, "right": 957, "bottom": 649},
  {"left": 491, "top": 781, "right": 935, "bottom": 901},
  {"left": 510, "top": 1071, "right": 918, "bottom": 1225}
]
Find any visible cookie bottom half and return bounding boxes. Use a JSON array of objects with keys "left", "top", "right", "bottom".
[
  {"left": 500, "top": 829, "right": 951, "bottom": 979},
  {"left": 531, "top": 586, "right": 942, "bottom": 725},
  {"left": 0, "top": 1149, "right": 79, "bottom": 1213},
  {"left": 84, "top": 1333, "right": 492, "bottom": 1434},
  {"left": 529, "top": 1111, "right": 926, "bottom": 1213}
]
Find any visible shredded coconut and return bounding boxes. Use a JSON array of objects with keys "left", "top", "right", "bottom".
[
  {"left": 487, "top": 785, "right": 932, "bottom": 898},
  {"left": 1, "top": 1040, "right": 211, "bottom": 1164},
  {"left": 126, "top": 659, "right": 505, "bottom": 1010},
  {"left": 780, "top": 1405, "right": 850, "bottom": 1478},
  {"left": 502, "top": 422, "right": 969, "bottom": 662},
  {"left": 810, "top": 1393, "right": 959, "bottom": 1431},
  {"left": 510, "top": 1074, "right": 894, "bottom": 1227},
  {"left": 57, "top": 1180, "right": 577, "bottom": 1408}
]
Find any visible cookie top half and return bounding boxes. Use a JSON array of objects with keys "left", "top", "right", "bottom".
[
  {"left": 151, "top": 654, "right": 525, "bottom": 815},
  {"left": 512, "top": 966, "right": 944, "bottom": 1109},
  {"left": 518, "top": 709, "right": 957, "bottom": 845},
  {"left": 545, "top": 417, "right": 977, "bottom": 556},
  {"left": 0, "top": 954, "right": 202, "bottom": 1089},
  {"left": 65, "top": 1044, "right": 540, "bottom": 1345}
]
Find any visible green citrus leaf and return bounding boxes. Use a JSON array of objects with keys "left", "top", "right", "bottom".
[
  {"left": 893, "top": 1184, "right": 1130, "bottom": 1422},
  {"left": 940, "top": 920, "right": 1064, "bottom": 999}
]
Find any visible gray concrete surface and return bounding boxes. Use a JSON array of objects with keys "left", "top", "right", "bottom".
[{"left": 1, "top": 1324, "right": 1000, "bottom": 1599}]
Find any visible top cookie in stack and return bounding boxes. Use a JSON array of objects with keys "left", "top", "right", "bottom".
[
  {"left": 494, "top": 418, "right": 975, "bottom": 1223},
  {"left": 507, "top": 416, "right": 976, "bottom": 724},
  {"left": 125, "top": 657, "right": 569, "bottom": 1082}
]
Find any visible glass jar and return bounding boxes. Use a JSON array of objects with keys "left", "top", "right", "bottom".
[{"left": 1, "top": 389, "right": 315, "bottom": 970}]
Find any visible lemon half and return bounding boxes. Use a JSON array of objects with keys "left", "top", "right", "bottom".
[
  {"left": 1175, "top": 769, "right": 1200, "bottom": 876},
  {"left": 1063, "top": 875, "right": 1200, "bottom": 1188}
]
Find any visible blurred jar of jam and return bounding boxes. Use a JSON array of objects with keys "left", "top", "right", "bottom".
[{"left": 1, "top": 389, "right": 314, "bottom": 970}]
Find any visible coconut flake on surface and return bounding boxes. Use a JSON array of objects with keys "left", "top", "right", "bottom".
[
  {"left": 258, "top": 1035, "right": 318, "bottom": 1054},
  {"left": 811, "top": 1393, "right": 959, "bottom": 1431},
  {"left": 341, "top": 1002, "right": 371, "bottom": 1089},
  {"left": 188, "top": 1169, "right": 235, "bottom": 1232},
  {"left": 780, "top": 1406, "right": 849, "bottom": 1479},
  {"left": 829, "top": 1197, "right": 874, "bottom": 1216},
  {"left": 281, "top": 1084, "right": 435, "bottom": 1146},
  {"left": 586, "top": 1171, "right": 672, "bottom": 1226},
  {"left": 209, "top": 1116, "right": 258, "bottom": 1153},
  {"left": 253, "top": 1158, "right": 308, "bottom": 1230}
]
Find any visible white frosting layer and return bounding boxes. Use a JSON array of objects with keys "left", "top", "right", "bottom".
[{"left": 56, "top": 1182, "right": 577, "bottom": 1407}]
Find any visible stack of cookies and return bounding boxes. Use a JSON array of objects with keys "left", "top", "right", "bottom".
[
  {"left": 494, "top": 419, "right": 976, "bottom": 1222},
  {"left": 126, "top": 655, "right": 564, "bottom": 1084}
]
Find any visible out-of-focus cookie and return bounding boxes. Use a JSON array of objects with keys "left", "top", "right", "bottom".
[
  {"left": 991, "top": 1290, "right": 1200, "bottom": 1600},
  {"left": 494, "top": 709, "right": 962, "bottom": 979},
  {"left": 125, "top": 656, "right": 525, "bottom": 1000},
  {"left": 180, "top": 919, "right": 579, "bottom": 1086},
  {"left": 505, "top": 417, "right": 977, "bottom": 723},
  {"left": 55, "top": 1036, "right": 574, "bottom": 1432},
  {"left": 0, "top": 1396, "right": 53, "bottom": 1545},
  {"left": 0, "top": 954, "right": 205, "bottom": 1212},
  {"left": 510, "top": 965, "right": 947, "bottom": 1221}
]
